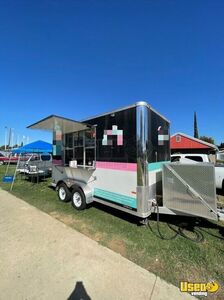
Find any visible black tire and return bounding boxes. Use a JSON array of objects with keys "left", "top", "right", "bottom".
[
  {"left": 71, "top": 186, "right": 86, "bottom": 210},
  {"left": 57, "top": 183, "right": 71, "bottom": 202}
]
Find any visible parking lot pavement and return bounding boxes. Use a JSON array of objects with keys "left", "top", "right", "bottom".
[{"left": 0, "top": 188, "right": 195, "bottom": 300}]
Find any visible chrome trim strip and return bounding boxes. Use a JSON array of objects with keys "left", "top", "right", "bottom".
[
  {"left": 136, "top": 104, "right": 154, "bottom": 216},
  {"left": 136, "top": 104, "right": 149, "bottom": 186}
]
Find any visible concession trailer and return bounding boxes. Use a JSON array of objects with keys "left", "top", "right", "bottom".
[{"left": 28, "top": 102, "right": 220, "bottom": 221}]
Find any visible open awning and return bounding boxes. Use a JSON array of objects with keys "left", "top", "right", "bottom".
[
  {"left": 27, "top": 115, "right": 92, "bottom": 134},
  {"left": 12, "top": 140, "right": 52, "bottom": 154}
]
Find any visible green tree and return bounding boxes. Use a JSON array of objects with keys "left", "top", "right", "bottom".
[
  {"left": 194, "top": 112, "right": 199, "bottom": 138},
  {"left": 200, "top": 136, "right": 215, "bottom": 145}
]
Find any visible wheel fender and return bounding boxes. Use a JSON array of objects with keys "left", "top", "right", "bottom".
[
  {"left": 56, "top": 180, "right": 67, "bottom": 191},
  {"left": 71, "top": 182, "right": 93, "bottom": 204}
]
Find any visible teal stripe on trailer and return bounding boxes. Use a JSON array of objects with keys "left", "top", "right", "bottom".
[
  {"left": 94, "top": 188, "right": 137, "bottom": 209},
  {"left": 148, "top": 161, "right": 169, "bottom": 172}
]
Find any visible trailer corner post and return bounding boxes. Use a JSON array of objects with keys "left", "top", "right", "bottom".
[
  {"left": 136, "top": 102, "right": 151, "bottom": 217},
  {"left": 136, "top": 102, "right": 149, "bottom": 187}
]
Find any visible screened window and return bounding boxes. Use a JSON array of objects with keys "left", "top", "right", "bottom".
[
  {"left": 64, "top": 128, "right": 96, "bottom": 167},
  {"left": 74, "top": 147, "right": 84, "bottom": 165},
  {"left": 74, "top": 132, "right": 84, "bottom": 147},
  {"left": 85, "top": 129, "right": 95, "bottom": 147},
  {"left": 86, "top": 148, "right": 95, "bottom": 166},
  {"left": 65, "top": 150, "right": 73, "bottom": 164},
  {"left": 65, "top": 133, "right": 73, "bottom": 148}
]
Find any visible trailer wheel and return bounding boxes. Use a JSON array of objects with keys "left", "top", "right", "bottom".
[
  {"left": 71, "top": 187, "right": 86, "bottom": 210},
  {"left": 57, "top": 183, "right": 71, "bottom": 202}
]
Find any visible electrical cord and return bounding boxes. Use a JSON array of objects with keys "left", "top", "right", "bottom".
[
  {"left": 178, "top": 226, "right": 204, "bottom": 243},
  {"left": 155, "top": 202, "right": 179, "bottom": 240},
  {"left": 198, "top": 226, "right": 224, "bottom": 240},
  {"left": 151, "top": 201, "right": 204, "bottom": 243}
]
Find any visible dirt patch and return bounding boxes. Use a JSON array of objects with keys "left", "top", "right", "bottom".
[
  {"left": 107, "top": 238, "right": 127, "bottom": 257},
  {"left": 93, "top": 232, "right": 106, "bottom": 242},
  {"left": 49, "top": 211, "right": 82, "bottom": 227},
  {"left": 79, "top": 225, "right": 93, "bottom": 238},
  {"left": 49, "top": 211, "right": 61, "bottom": 218}
]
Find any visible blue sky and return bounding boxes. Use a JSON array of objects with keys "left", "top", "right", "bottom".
[{"left": 0, "top": 0, "right": 224, "bottom": 146}]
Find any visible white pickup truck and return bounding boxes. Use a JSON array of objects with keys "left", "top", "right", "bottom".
[{"left": 171, "top": 153, "right": 224, "bottom": 191}]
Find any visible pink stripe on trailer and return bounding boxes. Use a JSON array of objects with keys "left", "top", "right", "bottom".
[{"left": 96, "top": 161, "right": 137, "bottom": 171}]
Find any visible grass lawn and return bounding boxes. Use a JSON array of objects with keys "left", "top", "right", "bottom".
[{"left": 0, "top": 165, "right": 224, "bottom": 298}]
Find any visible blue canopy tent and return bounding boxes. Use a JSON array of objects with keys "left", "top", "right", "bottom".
[{"left": 12, "top": 140, "right": 52, "bottom": 154}]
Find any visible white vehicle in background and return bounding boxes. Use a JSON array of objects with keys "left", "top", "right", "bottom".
[
  {"left": 217, "top": 151, "right": 224, "bottom": 163},
  {"left": 171, "top": 153, "right": 224, "bottom": 191},
  {"left": 18, "top": 153, "right": 52, "bottom": 177},
  {"left": 171, "top": 153, "right": 211, "bottom": 163}
]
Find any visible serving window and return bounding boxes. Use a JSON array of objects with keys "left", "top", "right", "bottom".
[{"left": 64, "top": 127, "right": 96, "bottom": 168}]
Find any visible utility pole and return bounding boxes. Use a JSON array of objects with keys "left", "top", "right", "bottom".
[
  {"left": 11, "top": 129, "right": 14, "bottom": 149},
  {"left": 4, "top": 126, "right": 8, "bottom": 151},
  {"left": 17, "top": 134, "right": 20, "bottom": 147},
  {"left": 15, "top": 134, "right": 17, "bottom": 148},
  {"left": 8, "top": 128, "right": 11, "bottom": 150}
]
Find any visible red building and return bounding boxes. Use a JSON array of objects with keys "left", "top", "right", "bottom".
[{"left": 171, "top": 132, "right": 218, "bottom": 154}]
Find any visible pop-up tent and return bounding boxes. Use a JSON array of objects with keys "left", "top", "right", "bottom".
[{"left": 12, "top": 140, "right": 52, "bottom": 154}]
